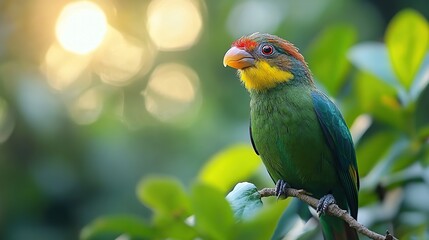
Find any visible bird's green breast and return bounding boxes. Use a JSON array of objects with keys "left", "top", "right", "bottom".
[{"left": 250, "top": 84, "right": 337, "bottom": 197}]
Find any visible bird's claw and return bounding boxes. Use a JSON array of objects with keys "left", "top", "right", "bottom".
[
  {"left": 275, "top": 179, "right": 290, "bottom": 199},
  {"left": 316, "top": 194, "right": 336, "bottom": 216}
]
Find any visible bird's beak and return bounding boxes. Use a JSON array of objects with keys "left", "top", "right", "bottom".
[{"left": 223, "top": 46, "right": 255, "bottom": 69}]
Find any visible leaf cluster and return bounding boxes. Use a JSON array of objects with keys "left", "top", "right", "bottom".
[{"left": 82, "top": 145, "right": 289, "bottom": 240}]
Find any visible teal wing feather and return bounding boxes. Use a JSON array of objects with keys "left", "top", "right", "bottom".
[
  {"left": 311, "top": 90, "right": 359, "bottom": 219},
  {"left": 249, "top": 121, "right": 259, "bottom": 155}
]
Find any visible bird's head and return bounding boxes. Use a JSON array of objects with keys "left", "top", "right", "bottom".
[{"left": 223, "top": 33, "right": 312, "bottom": 91}]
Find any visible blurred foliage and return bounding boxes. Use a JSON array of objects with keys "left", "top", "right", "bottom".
[
  {"left": 197, "top": 144, "right": 260, "bottom": 193},
  {"left": 84, "top": 178, "right": 289, "bottom": 240},
  {"left": 0, "top": 0, "right": 429, "bottom": 240},
  {"left": 386, "top": 9, "right": 428, "bottom": 90},
  {"left": 306, "top": 25, "right": 357, "bottom": 96}
]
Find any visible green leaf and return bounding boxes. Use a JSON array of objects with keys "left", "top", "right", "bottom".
[
  {"left": 80, "top": 215, "right": 154, "bottom": 240},
  {"left": 421, "top": 144, "right": 429, "bottom": 167},
  {"left": 156, "top": 220, "right": 197, "bottom": 240},
  {"left": 410, "top": 54, "right": 429, "bottom": 100},
  {"left": 360, "top": 138, "right": 410, "bottom": 190},
  {"left": 136, "top": 177, "right": 197, "bottom": 239},
  {"left": 390, "top": 140, "right": 421, "bottom": 173},
  {"left": 198, "top": 144, "right": 261, "bottom": 193},
  {"left": 383, "top": 164, "right": 425, "bottom": 189},
  {"left": 355, "top": 71, "right": 397, "bottom": 110},
  {"left": 340, "top": 92, "right": 361, "bottom": 127},
  {"left": 354, "top": 71, "right": 404, "bottom": 129},
  {"left": 415, "top": 82, "right": 429, "bottom": 132},
  {"left": 356, "top": 130, "right": 399, "bottom": 177},
  {"left": 136, "top": 176, "right": 190, "bottom": 221},
  {"left": 357, "top": 188, "right": 380, "bottom": 207},
  {"left": 234, "top": 199, "right": 290, "bottom": 240},
  {"left": 386, "top": 9, "right": 429, "bottom": 90},
  {"left": 348, "top": 42, "right": 399, "bottom": 87},
  {"left": 271, "top": 199, "right": 312, "bottom": 240},
  {"left": 226, "top": 182, "right": 263, "bottom": 220},
  {"left": 398, "top": 221, "right": 429, "bottom": 240},
  {"left": 307, "top": 24, "right": 357, "bottom": 96},
  {"left": 191, "top": 183, "right": 235, "bottom": 240}
]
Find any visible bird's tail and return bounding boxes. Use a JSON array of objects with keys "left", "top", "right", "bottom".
[{"left": 320, "top": 215, "right": 359, "bottom": 240}]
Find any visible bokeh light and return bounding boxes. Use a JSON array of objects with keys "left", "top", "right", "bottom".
[
  {"left": 142, "top": 63, "right": 201, "bottom": 123},
  {"left": 55, "top": 1, "right": 108, "bottom": 54},
  {"left": 147, "top": 0, "right": 203, "bottom": 51},
  {"left": 93, "top": 27, "right": 156, "bottom": 86},
  {"left": 68, "top": 87, "right": 103, "bottom": 125},
  {"left": 42, "top": 43, "right": 92, "bottom": 91}
]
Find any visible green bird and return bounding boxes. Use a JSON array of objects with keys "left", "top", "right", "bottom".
[{"left": 223, "top": 33, "right": 359, "bottom": 240}]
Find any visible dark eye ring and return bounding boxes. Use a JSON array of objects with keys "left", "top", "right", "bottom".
[{"left": 261, "top": 45, "right": 274, "bottom": 55}]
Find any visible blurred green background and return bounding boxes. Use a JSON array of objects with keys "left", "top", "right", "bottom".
[{"left": 0, "top": 0, "right": 428, "bottom": 239}]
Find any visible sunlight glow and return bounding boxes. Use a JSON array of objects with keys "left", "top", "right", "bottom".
[
  {"left": 93, "top": 27, "right": 156, "bottom": 86},
  {"left": 55, "top": 1, "right": 108, "bottom": 54},
  {"left": 142, "top": 63, "right": 201, "bottom": 122},
  {"left": 43, "top": 43, "right": 92, "bottom": 91},
  {"left": 147, "top": 0, "right": 202, "bottom": 51}
]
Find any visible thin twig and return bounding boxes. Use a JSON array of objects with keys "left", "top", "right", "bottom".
[{"left": 258, "top": 187, "right": 398, "bottom": 240}]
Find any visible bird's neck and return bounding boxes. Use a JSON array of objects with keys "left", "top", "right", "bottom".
[
  {"left": 249, "top": 81, "right": 314, "bottom": 110},
  {"left": 248, "top": 72, "right": 314, "bottom": 96}
]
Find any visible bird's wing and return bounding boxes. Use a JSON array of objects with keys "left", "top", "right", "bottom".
[
  {"left": 311, "top": 90, "right": 359, "bottom": 219},
  {"left": 249, "top": 120, "right": 259, "bottom": 155}
]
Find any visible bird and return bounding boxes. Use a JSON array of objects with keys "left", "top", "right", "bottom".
[{"left": 223, "top": 32, "right": 359, "bottom": 240}]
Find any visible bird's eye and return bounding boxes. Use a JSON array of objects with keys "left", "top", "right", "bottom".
[{"left": 261, "top": 45, "right": 274, "bottom": 55}]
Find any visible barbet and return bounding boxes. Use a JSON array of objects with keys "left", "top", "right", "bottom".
[{"left": 223, "top": 33, "right": 359, "bottom": 240}]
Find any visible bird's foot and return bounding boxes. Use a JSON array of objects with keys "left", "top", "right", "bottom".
[
  {"left": 316, "top": 194, "right": 336, "bottom": 216},
  {"left": 275, "top": 179, "right": 290, "bottom": 199}
]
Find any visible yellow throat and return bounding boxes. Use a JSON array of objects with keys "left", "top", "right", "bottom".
[{"left": 239, "top": 60, "right": 294, "bottom": 91}]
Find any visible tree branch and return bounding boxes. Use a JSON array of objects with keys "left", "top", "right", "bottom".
[{"left": 258, "top": 187, "right": 398, "bottom": 240}]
